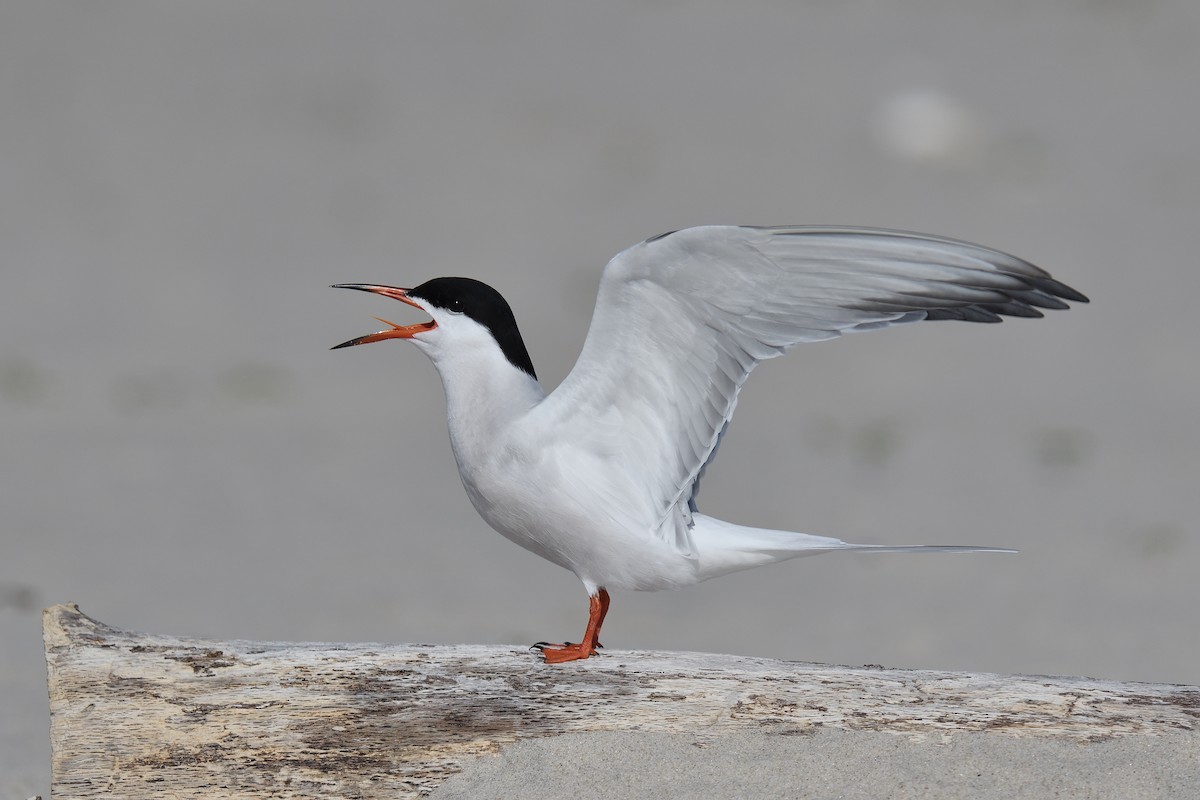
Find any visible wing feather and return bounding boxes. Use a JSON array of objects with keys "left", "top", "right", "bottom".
[{"left": 540, "top": 225, "right": 1086, "bottom": 557}]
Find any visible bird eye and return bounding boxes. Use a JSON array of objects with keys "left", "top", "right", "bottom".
[{"left": 447, "top": 298, "right": 464, "bottom": 314}]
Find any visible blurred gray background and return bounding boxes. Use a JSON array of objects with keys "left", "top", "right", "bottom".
[{"left": 3, "top": 1, "right": 1198, "bottom": 794}]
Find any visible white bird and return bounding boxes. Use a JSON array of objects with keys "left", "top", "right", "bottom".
[{"left": 333, "top": 225, "right": 1086, "bottom": 663}]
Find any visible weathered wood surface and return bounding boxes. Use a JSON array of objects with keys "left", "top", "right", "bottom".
[{"left": 45, "top": 603, "right": 1199, "bottom": 799}]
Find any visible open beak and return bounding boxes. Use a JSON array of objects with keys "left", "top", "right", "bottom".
[{"left": 330, "top": 284, "right": 437, "bottom": 349}]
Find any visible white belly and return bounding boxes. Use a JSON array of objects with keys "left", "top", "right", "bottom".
[{"left": 455, "top": 447, "right": 699, "bottom": 592}]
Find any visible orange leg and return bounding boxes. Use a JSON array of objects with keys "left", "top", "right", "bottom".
[{"left": 533, "top": 588, "right": 610, "bottom": 664}]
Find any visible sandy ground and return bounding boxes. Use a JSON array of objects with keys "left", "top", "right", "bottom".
[
  {"left": 430, "top": 731, "right": 1200, "bottom": 800},
  {"left": 3, "top": 2, "right": 1199, "bottom": 796}
]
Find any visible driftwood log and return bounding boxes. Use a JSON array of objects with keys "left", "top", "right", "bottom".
[{"left": 44, "top": 603, "right": 1199, "bottom": 798}]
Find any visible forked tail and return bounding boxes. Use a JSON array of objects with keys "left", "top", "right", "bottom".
[{"left": 690, "top": 513, "right": 1014, "bottom": 582}]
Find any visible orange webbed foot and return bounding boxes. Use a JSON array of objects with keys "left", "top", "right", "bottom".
[
  {"left": 528, "top": 589, "right": 610, "bottom": 665},
  {"left": 531, "top": 641, "right": 598, "bottom": 663}
]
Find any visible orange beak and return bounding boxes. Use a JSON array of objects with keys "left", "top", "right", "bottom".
[{"left": 330, "top": 284, "right": 437, "bottom": 349}]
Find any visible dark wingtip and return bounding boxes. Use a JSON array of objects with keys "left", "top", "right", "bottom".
[{"left": 1031, "top": 277, "right": 1090, "bottom": 304}]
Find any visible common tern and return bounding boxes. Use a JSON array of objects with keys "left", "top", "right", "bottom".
[{"left": 333, "top": 225, "right": 1086, "bottom": 663}]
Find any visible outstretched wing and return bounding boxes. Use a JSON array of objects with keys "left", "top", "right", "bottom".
[{"left": 542, "top": 225, "right": 1087, "bottom": 557}]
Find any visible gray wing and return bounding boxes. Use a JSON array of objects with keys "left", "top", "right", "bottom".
[{"left": 544, "top": 225, "right": 1087, "bottom": 557}]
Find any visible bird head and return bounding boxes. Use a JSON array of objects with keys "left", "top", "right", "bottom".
[{"left": 332, "top": 278, "right": 537, "bottom": 380}]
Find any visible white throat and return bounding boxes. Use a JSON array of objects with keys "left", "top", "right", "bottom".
[{"left": 413, "top": 318, "right": 545, "bottom": 477}]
